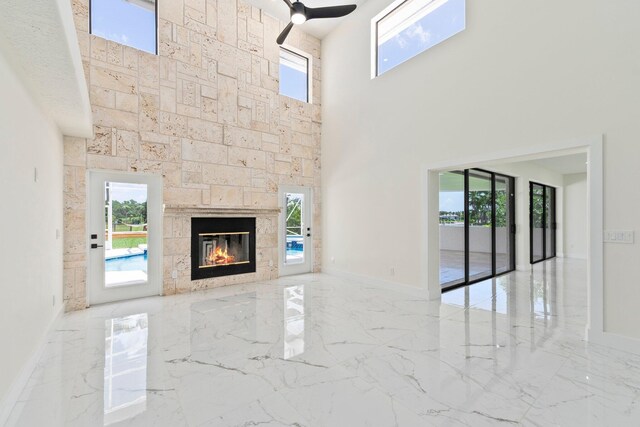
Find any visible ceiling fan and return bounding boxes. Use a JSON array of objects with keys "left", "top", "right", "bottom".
[{"left": 277, "top": 0, "right": 357, "bottom": 45}]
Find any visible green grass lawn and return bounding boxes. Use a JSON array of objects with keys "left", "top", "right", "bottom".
[
  {"left": 114, "top": 224, "right": 146, "bottom": 232},
  {"left": 112, "top": 237, "right": 147, "bottom": 249}
]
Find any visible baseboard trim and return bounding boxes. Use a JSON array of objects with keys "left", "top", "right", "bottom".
[
  {"left": 0, "top": 305, "right": 64, "bottom": 426},
  {"left": 322, "top": 267, "right": 432, "bottom": 299},
  {"left": 588, "top": 329, "right": 640, "bottom": 356}
]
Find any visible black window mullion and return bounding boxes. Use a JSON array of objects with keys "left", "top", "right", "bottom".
[
  {"left": 510, "top": 176, "right": 516, "bottom": 271},
  {"left": 491, "top": 173, "right": 496, "bottom": 277},
  {"left": 464, "top": 170, "right": 470, "bottom": 284},
  {"left": 529, "top": 182, "right": 533, "bottom": 264},
  {"left": 542, "top": 185, "right": 547, "bottom": 260}
]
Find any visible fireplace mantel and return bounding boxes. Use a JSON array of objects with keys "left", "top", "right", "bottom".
[{"left": 163, "top": 205, "right": 281, "bottom": 216}]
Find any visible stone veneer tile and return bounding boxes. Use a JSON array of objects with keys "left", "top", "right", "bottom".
[{"left": 63, "top": 0, "right": 322, "bottom": 311}]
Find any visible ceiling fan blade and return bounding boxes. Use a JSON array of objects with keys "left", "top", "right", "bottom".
[
  {"left": 282, "top": 0, "right": 293, "bottom": 9},
  {"left": 277, "top": 21, "right": 295, "bottom": 45},
  {"left": 306, "top": 4, "right": 356, "bottom": 20}
]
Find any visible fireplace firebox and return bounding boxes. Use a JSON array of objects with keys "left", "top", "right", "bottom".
[{"left": 191, "top": 217, "right": 256, "bottom": 280}]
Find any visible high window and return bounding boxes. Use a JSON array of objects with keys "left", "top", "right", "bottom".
[
  {"left": 279, "top": 47, "right": 311, "bottom": 103},
  {"left": 90, "top": 0, "right": 157, "bottom": 55},
  {"left": 373, "top": 0, "right": 465, "bottom": 76}
]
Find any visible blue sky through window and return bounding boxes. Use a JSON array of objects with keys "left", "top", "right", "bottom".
[
  {"left": 280, "top": 49, "right": 309, "bottom": 103},
  {"left": 91, "top": 0, "right": 156, "bottom": 54},
  {"left": 377, "top": 0, "right": 465, "bottom": 75}
]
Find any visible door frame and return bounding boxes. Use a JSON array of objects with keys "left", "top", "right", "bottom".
[
  {"left": 423, "top": 135, "right": 611, "bottom": 351},
  {"left": 278, "top": 185, "right": 314, "bottom": 276},
  {"left": 529, "top": 181, "right": 556, "bottom": 264},
  {"left": 86, "top": 170, "right": 163, "bottom": 305}
]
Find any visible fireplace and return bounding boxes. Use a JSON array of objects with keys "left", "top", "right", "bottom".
[{"left": 191, "top": 217, "right": 256, "bottom": 280}]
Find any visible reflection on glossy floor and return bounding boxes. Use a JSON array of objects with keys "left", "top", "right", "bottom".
[{"left": 7, "top": 259, "right": 640, "bottom": 426}]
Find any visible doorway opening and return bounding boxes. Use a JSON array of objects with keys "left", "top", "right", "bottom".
[{"left": 425, "top": 137, "right": 602, "bottom": 346}]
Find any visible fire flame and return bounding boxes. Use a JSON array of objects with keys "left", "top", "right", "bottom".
[{"left": 208, "top": 245, "right": 235, "bottom": 265}]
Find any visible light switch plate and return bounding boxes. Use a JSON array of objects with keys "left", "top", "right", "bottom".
[{"left": 604, "top": 230, "right": 634, "bottom": 244}]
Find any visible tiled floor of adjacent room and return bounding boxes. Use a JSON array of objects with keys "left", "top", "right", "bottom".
[{"left": 7, "top": 259, "right": 640, "bottom": 426}]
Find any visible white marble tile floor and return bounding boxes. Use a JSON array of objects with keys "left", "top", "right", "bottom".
[{"left": 6, "top": 259, "right": 640, "bottom": 426}]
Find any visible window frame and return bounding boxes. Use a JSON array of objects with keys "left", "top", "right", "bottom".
[
  {"left": 89, "top": 0, "right": 159, "bottom": 55},
  {"left": 279, "top": 45, "right": 313, "bottom": 104},
  {"left": 371, "top": 0, "right": 464, "bottom": 78}
]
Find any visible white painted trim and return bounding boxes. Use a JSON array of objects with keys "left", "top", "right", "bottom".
[
  {"left": 86, "top": 170, "right": 163, "bottom": 305},
  {"left": 0, "top": 305, "right": 64, "bottom": 426},
  {"left": 323, "top": 267, "right": 429, "bottom": 298},
  {"left": 422, "top": 135, "right": 607, "bottom": 348},
  {"left": 278, "top": 185, "right": 314, "bottom": 276},
  {"left": 586, "top": 138, "right": 605, "bottom": 343}
]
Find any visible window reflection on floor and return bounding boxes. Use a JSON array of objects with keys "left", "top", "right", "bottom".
[
  {"left": 284, "top": 285, "right": 305, "bottom": 359},
  {"left": 104, "top": 313, "right": 148, "bottom": 425}
]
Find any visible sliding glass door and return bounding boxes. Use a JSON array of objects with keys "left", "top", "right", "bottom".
[
  {"left": 495, "top": 174, "right": 516, "bottom": 274},
  {"left": 467, "top": 170, "right": 493, "bottom": 282},
  {"left": 439, "top": 169, "right": 516, "bottom": 290},
  {"left": 439, "top": 171, "right": 466, "bottom": 287},
  {"left": 530, "top": 182, "right": 556, "bottom": 264}
]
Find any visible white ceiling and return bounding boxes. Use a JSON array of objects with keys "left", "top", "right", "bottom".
[
  {"left": 244, "top": 0, "right": 366, "bottom": 39},
  {"left": 0, "top": 0, "right": 92, "bottom": 137},
  {"left": 530, "top": 153, "right": 588, "bottom": 175}
]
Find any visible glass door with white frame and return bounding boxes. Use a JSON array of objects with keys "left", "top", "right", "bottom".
[
  {"left": 88, "top": 171, "right": 162, "bottom": 305},
  {"left": 280, "top": 187, "right": 313, "bottom": 276}
]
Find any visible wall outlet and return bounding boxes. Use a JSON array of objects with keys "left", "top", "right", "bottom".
[
  {"left": 604, "top": 230, "right": 634, "bottom": 244},
  {"left": 171, "top": 270, "right": 178, "bottom": 279}
]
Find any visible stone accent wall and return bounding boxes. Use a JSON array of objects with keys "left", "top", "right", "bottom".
[{"left": 63, "top": 0, "right": 322, "bottom": 311}]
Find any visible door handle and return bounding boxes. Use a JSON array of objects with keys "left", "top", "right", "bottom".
[{"left": 91, "top": 243, "right": 104, "bottom": 249}]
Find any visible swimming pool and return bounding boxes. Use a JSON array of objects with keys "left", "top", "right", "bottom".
[
  {"left": 107, "top": 250, "right": 303, "bottom": 272},
  {"left": 105, "top": 253, "right": 147, "bottom": 272}
]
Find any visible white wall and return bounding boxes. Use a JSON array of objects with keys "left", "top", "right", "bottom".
[
  {"left": 564, "top": 173, "right": 588, "bottom": 259},
  {"left": 321, "top": 0, "right": 640, "bottom": 339},
  {"left": 0, "top": 50, "right": 64, "bottom": 407}
]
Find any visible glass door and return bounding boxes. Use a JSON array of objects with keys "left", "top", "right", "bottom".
[
  {"left": 467, "top": 170, "right": 493, "bottom": 283},
  {"left": 279, "top": 186, "right": 313, "bottom": 276},
  {"left": 495, "top": 174, "right": 516, "bottom": 274},
  {"left": 545, "top": 186, "right": 556, "bottom": 258},
  {"left": 530, "top": 182, "right": 556, "bottom": 264},
  {"left": 439, "top": 171, "right": 466, "bottom": 288},
  {"left": 439, "top": 169, "right": 515, "bottom": 290},
  {"left": 88, "top": 171, "right": 162, "bottom": 305}
]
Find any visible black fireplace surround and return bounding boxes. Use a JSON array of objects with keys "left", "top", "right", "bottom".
[{"left": 191, "top": 217, "right": 256, "bottom": 280}]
